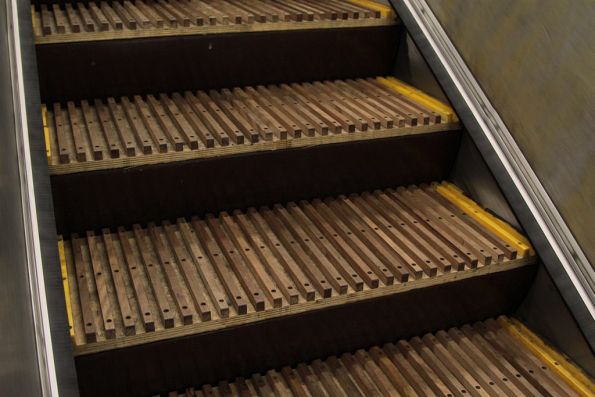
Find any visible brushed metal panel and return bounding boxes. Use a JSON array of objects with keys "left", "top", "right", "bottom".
[
  {"left": 0, "top": 3, "right": 43, "bottom": 395},
  {"left": 426, "top": 0, "right": 595, "bottom": 268},
  {"left": 392, "top": 0, "right": 594, "bottom": 355},
  {"left": 1, "top": 1, "right": 78, "bottom": 395}
]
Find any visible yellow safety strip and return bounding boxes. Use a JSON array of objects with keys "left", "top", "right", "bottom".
[
  {"left": 58, "top": 238, "right": 75, "bottom": 339},
  {"left": 376, "top": 76, "right": 458, "bottom": 123},
  {"left": 347, "top": 0, "right": 395, "bottom": 18},
  {"left": 435, "top": 181, "right": 534, "bottom": 257},
  {"left": 499, "top": 316, "right": 595, "bottom": 397},
  {"left": 42, "top": 105, "right": 51, "bottom": 163},
  {"left": 31, "top": 5, "right": 36, "bottom": 32}
]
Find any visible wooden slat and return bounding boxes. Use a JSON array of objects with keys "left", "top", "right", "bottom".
[
  {"left": 121, "top": 97, "right": 153, "bottom": 155},
  {"left": 101, "top": 1, "right": 124, "bottom": 30},
  {"left": 71, "top": 236, "right": 97, "bottom": 343},
  {"left": 65, "top": 101, "right": 87, "bottom": 162},
  {"left": 123, "top": 1, "right": 152, "bottom": 28},
  {"left": 273, "top": 204, "right": 349, "bottom": 294},
  {"left": 147, "top": 223, "right": 194, "bottom": 324},
  {"left": 186, "top": 91, "right": 230, "bottom": 146},
  {"left": 197, "top": 91, "right": 245, "bottom": 144},
  {"left": 365, "top": 191, "right": 452, "bottom": 273},
  {"left": 390, "top": 187, "right": 479, "bottom": 268},
  {"left": 64, "top": 4, "right": 82, "bottom": 33},
  {"left": 163, "top": 221, "right": 212, "bottom": 321},
  {"left": 40, "top": 5, "right": 53, "bottom": 35},
  {"left": 117, "top": 227, "right": 156, "bottom": 332},
  {"left": 287, "top": 202, "right": 363, "bottom": 291},
  {"left": 233, "top": 210, "right": 300, "bottom": 304},
  {"left": 107, "top": 97, "right": 137, "bottom": 156},
  {"left": 132, "top": 224, "right": 175, "bottom": 328},
  {"left": 86, "top": 3, "right": 106, "bottom": 31},
  {"left": 147, "top": 94, "right": 185, "bottom": 151},
  {"left": 53, "top": 103, "right": 71, "bottom": 163},
  {"left": 261, "top": 206, "right": 332, "bottom": 298},
  {"left": 178, "top": 218, "right": 230, "bottom": 318},
  {"left": 80, "top": 100, "right": 106, "bottom": 160},
  {"left": 192, "top": 218, "right": 249, "bottom": 315},
  {"left": 377, "top": 189, "right": 466, "bottom": 270},
  {"left": 208, "top": 90, "right": 259, "bottom": 143},
  {"left": 326, "top": 197, "right": 410, "bottom": 281},
  {"left": 220, "top": 212, "right": 284, "bottom": 308},
  {"left": 86, "top": 231, "right": 117, "bottom": 339},
  {"left": 102, "top": 229, "right": 136, "bottom": 335},
  {"left": 94, "top": 98, "right": 121, "bottom": 158},
  {"left": 172, "top": 92, "right": 216, "bottom": 148},
  {"left": 206, "top": 214, "right": 266, "bottom": 311},
  {"left": 160, "top": 93, "right": 200, "bottom": 150},
  {"left": 72, "top": 5, "right": 94, "bottom": 33},
  {"left": 37, "top": 0, "right": 395, "bottom": 43},
  {"left": 51, "top": 4, "right": 66, "bottom": 33}
]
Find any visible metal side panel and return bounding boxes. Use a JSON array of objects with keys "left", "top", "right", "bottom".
[
  {"left": 426, "top": 0, "right": 595, "bottom": 269},
  {"left": 0, "top": 1, "right": 78, "bottom": 396},
  {"left": 391, "top": 0, "right": 595, "bottom": 350}
]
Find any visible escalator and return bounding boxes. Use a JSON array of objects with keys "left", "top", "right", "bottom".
[{"left": 1, "top": 1, "right": 593, "bottom": 396}]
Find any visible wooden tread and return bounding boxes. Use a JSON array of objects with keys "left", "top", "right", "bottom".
[
  {"left": 156, "top": 318, "right": 584, "bottom": 397},
  {"left": 33, "top": 0, "right": 396, "bottom": 44},
  {"left": 45, "top": 77, "right": 459, "bottom": 174},
  {"left": 61, "top": 183, "right": 535, "bottom": 355}
]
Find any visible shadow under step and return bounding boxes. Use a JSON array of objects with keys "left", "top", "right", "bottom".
[
  {"left": 33, "top": 1, "right": 400, "bottom": 102},
  {"left": 158, "top": 317, "right": 591, "bottom": 397}
]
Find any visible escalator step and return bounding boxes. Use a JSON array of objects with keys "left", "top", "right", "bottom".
[
  {"left": 60, "top": 183, "right": 535, "bottom": 355},
  {"left": 45, "top": 77, "right": 458, "bottom": 174},
  {"left": 33, "top": 0, "right": 396, "bottom": 44}
]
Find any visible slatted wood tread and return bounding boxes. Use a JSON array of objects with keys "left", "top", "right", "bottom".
[
  {"left": 46, "top": 77, "right": 458, "bottom": 175},
  {"left": 33, "top": 0, "right": 396, "bottom": 44},
  {"left": 62, "top": 184, "right": 535, "bottom": 355},
  {"left": 157, "top": 318, "right": 582, "bottom": 397}
]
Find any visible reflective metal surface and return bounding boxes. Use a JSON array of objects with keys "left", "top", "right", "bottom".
[
  {"left": 427, "top": 0, "right": 595, "bottom": 270},
  {"left": 0, "top": 4, "right": 43, "bottom": 394},
  {"left": 1, "top": 1, "right": 78, "bottom": 395},
  {"left": 391, "top": 0, "right": 595, "bottom": 350}
]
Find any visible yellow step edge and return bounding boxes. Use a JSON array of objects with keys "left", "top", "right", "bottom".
[
  {"left": 347, "top": 0, "right": 395, "bottom": 18},
  {"left": 376, "top": 76, "right": 458, "bottom": 123},
  {"left": 385, "top": 76, "right": 454, "bottom": 116},
  {"left": 498, "top": 316, "right": 595, "bottom": 397},
  {"left": 438, "top": 181, "right": 534, "bottom": 255},
  {"left": 58, "top": 237, "right": 75, "bottom": 339},
  {"left": 41, "top": 105, "right": 51, "bottom": 163},
  {"left": 434, "top": 181, "right": 534, "bottom": 257},
  {"left": 31, "top": 5, "right": 36, "bottom": 32},
  {"left": 379, "top": 76, "right": 458, "bottom": 122}
]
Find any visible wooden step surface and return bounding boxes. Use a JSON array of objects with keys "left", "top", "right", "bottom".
[
  {"left": 45, "top": 77, "right": 459, "bottom": 174},
  {"left": 61, "top": 183, "right": 535, "bottom": 355},
  {"left": 157, "top": 318, "right": 584, "bottom": 397},
  {"left": 33, "top": 0, "right": 396, "bottom": 44}
]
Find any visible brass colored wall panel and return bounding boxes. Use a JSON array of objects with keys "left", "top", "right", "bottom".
[{"left": 427, "top": 0, "right": 595, "bottom": 266}]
